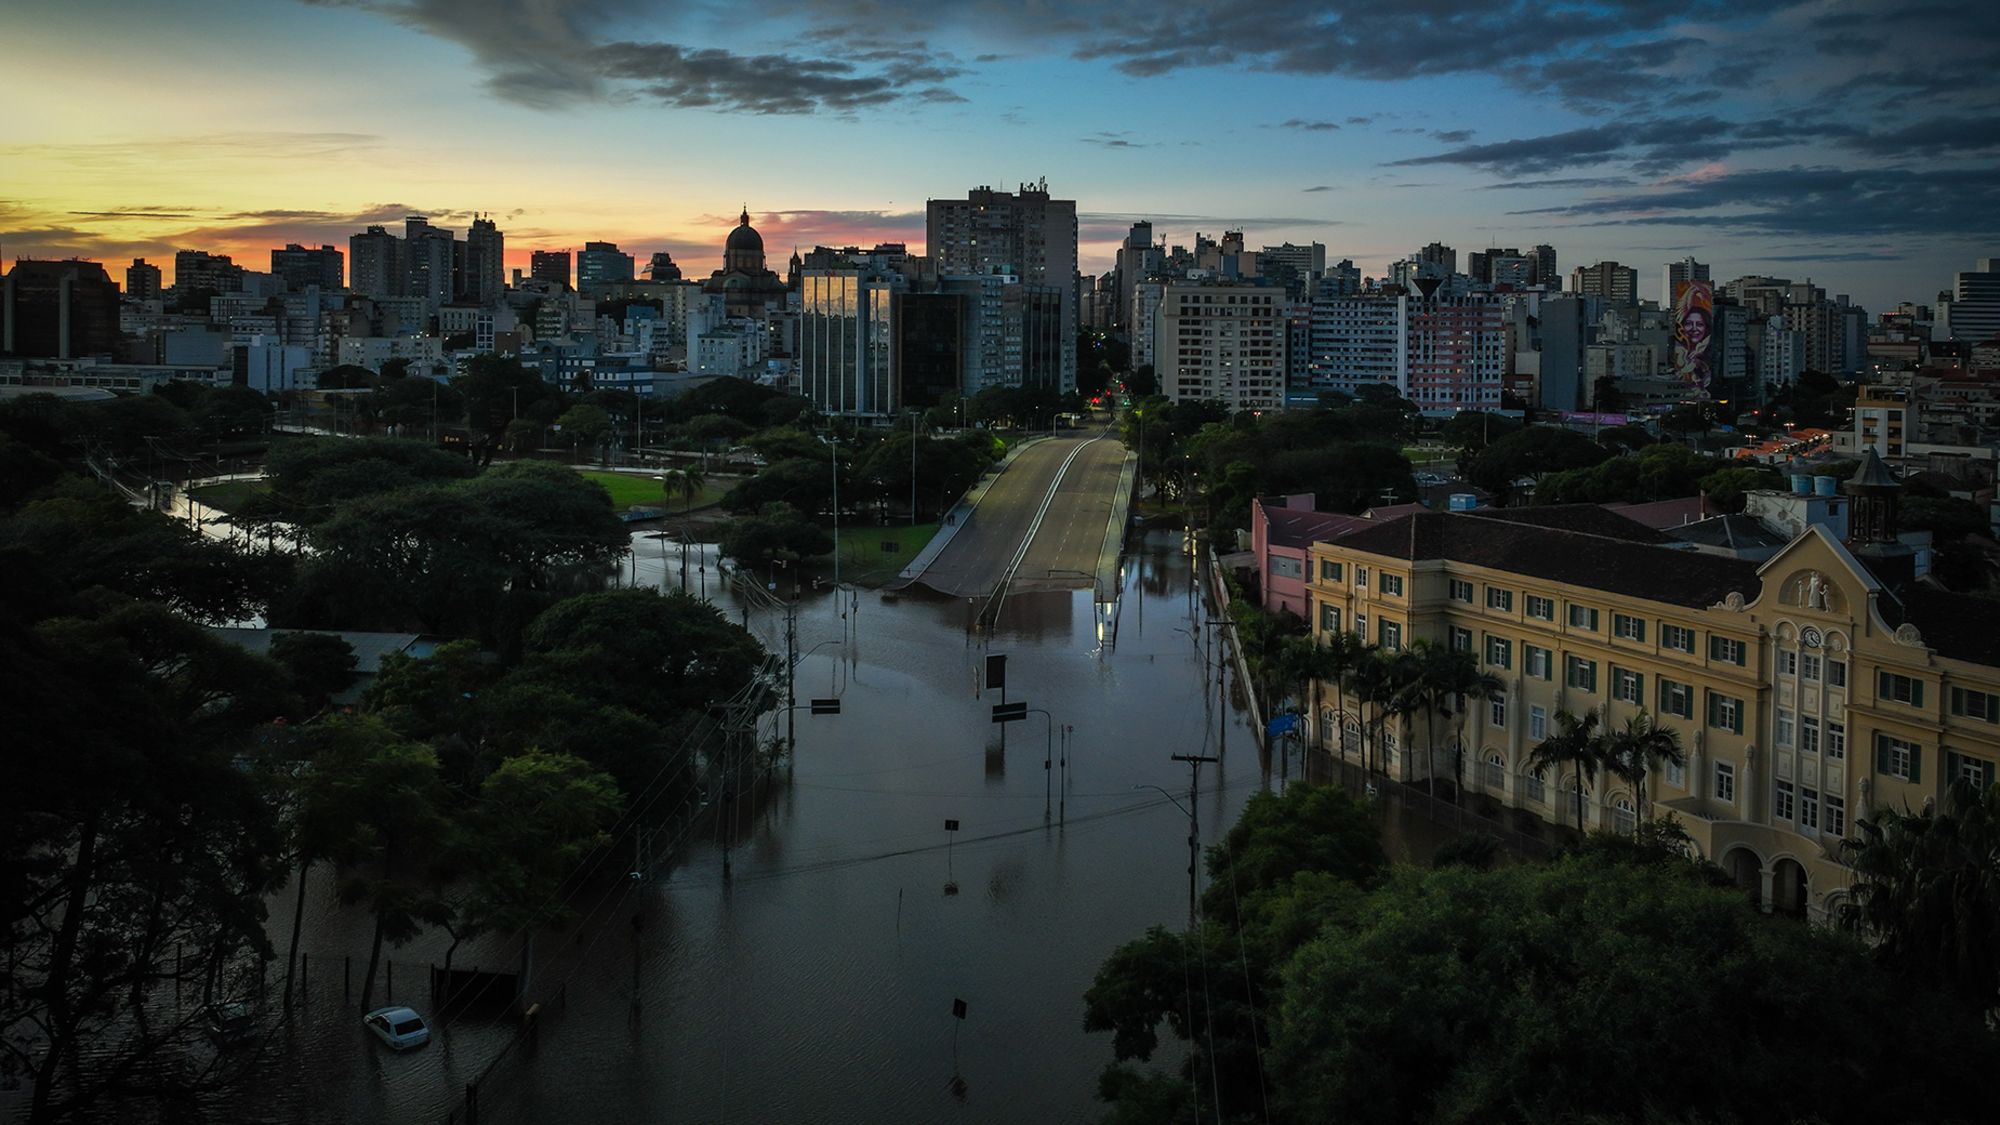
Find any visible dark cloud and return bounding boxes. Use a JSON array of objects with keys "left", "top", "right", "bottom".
[
  {"left": 1431, "top": 129, "right": 1474, "bottom": 143},
  {"left": 1504, "top": 164, "right": 2000, "bottom": 241},
  {"left": 595, "top": 41, "right": 965, "bottom": 114},
  {"left": 1082, "top": 131, "right": 1150, "bottom": 149},
  {"left": 1480, "top": 176, "right": 1635, "bottom": 190},
  {"left": 1276, "top": 118, "right": 1340, "bottom": 131},
  {"left": 1848, "top": 115, "right": 2000, "bottom": 156},
  {"left": 1302, "top": 185, "right": 1334, "bottom": 192},
  {"left": 1388, "top": 125, "right": 1626, "bottom": 173}
]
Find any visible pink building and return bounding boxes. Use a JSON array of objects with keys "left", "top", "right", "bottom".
[{"left": 1251, "top": 494, "right": 1371, "bottom": 620}]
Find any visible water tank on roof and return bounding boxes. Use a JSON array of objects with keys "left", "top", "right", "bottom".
[
  {"left": 1813, "top": 475, "right": 1838, "bottom": 497},
  {"left": 1790, "top": 474, "right": 1812, "bottom": 495},
  {"left": 1448, "top": 493, "right": 1479, "bottom": 511}
]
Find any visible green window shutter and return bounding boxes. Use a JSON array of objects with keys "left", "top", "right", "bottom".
[
  {"left": 1910, "top": 746, "right": 1921, "bottom": 784},
  {"left": 1914, "top": 681, "right": 1925, "bottom": 708},
  {"left": 1732, "top": 701, "right": 1743, "bottom": 735},
  {"left": 1875, "top": 738, "right": 1889, "bottom": 777}
]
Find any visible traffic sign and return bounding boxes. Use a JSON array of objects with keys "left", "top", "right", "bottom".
[
  {"left": 984, "top": 653, "right": 1007, "bottom": 691},
  {"left": 990, "top": 701, "right": 1028, "bottom": 723},
  {"left": 810, "top": 698, "right": 841, "bottom": 715}
]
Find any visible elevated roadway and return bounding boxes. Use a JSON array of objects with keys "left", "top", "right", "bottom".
[{"left": 905, "top": 433, "right": 1131, "bottom": 598}]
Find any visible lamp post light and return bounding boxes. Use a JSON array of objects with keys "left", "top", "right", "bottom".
[{"left": 818, "top": 433, "right": 842, "bottom": 590}]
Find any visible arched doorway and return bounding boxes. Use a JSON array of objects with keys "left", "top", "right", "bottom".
[
  {"left": 1724, "top": 847, "right": 1763, "bottom": 907},
  {"left": 1771, "top": 857, "right": 1809, "bottom": 918}
]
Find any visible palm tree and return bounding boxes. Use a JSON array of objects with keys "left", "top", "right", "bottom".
[
  {"left": 1526, "top": 708, "right": 1609, "bottom": 834},
  {"left": 1353, "top": 647, "right": 1422, "bottom": 783},
  {"left": 1605, "top": 710, "right": 1685, "bottom": 832},
  {"left": 1841, "top": 778, "right": 2000, "bottom": 1006},
  {"left": 661, "top": 465, "right": 707, "bottom": 516},
  {"left": 1402, "top": 641, "right": 1504, "bottom": 804}
]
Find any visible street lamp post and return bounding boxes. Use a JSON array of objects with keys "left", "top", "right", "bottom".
[
  {"left": 1028, "top": 708, "right": 1055, "bottom": 816},
  {"left": 818, "top": 433, "right": 842, "bottom": 590}
]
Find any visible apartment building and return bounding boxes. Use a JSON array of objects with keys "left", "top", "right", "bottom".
[
  {"left": 1300, "top": 467, "right": 2000, "bottom": 922},
  {"left": 1153, "top": 282, "right": 1286, "bottom": 410}
]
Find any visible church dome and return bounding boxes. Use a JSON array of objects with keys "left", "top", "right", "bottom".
[{"left": 726, "top": 207, "right": 763, "bottom": 254}]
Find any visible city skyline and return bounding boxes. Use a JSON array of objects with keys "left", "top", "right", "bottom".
[{"left": 3, "top": 0, "right": 1996, "bottom": 309}]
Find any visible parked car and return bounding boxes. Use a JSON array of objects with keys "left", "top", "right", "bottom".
[
  {"left": 203, "top": 1001, "right": 260, "bottom": 1046},
  {"left": 363, "top": 1006, "right": 431, "bottom": 1050}
]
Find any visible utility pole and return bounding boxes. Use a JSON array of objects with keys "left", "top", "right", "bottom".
[
  {"left": 1170, "top": 753, "right": 1218, "bottom": 923},
  {"left": 785, "top": 596, "right": 798, "bottom": 756}
]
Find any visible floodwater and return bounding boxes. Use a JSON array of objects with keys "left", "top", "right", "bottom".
[{"left": 198, "top": 527, "right": 1459, "bottom": 1125}]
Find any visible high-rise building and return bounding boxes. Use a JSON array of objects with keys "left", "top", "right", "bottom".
[
  {"left": 1570, "top": 261, "right": 1638, "bottom": 306},
  {"left": 125, "top": 258, "right": 162, "bottom": 301},
  {"left": 1663, "top": 256, "right": 1710, "bottom": 305},
  {"left": 349, "top": 226, "right": 402, "bottom": 299},
  {"left": 1153, "top": 282, "right": 1286, "bottom": 410},
  {"left": 1529, "top": 244, "right": 1558, "bottom": 288},
  {"left": 895, "top": 291, "right": 964, "bottom": 409},
  {"left": 530, "top": 250, "right": 571, "bottom": 289},
  {"left": 1468, "top": 248, "right": 1519, "bottom": 284},
  {"left": 463, "top": 217, "right": 505, "bottom": 306},
  {"left": 402, "top": 216, "right": 455, "bottom": 312},
  {"left": 2, "top": 260, "right": 123, "bottom": 359},
  {"left": 1307, "top": 293, "right": 1407, "bottom": 396},
  {"left": 798, "top": 257, "right": 902, "bottom": 416},
  {"left": 1416, "top": 242, "right": 1458, "bottom": 276},
  {"left": 172, "top": 250, "right": 245, "bottom": 298},
  {"left": 926, "top": 182, "right": 1078, "bottom": 391},
  {"left": 646, "top": 252, "right": 683, "bottom": 282},
  {"left": 577, "top": 240, "right": 635, "bottom": 291},
  {"left": 1405, "top": 294, "right": 1506, "bottom": 411},
  {"left": 270, "top": 244, "right": 344, "bottom": 293},
  {"left": 1939, "top": 258, "right": 2000, "bottom": 344},
  {"left": 1534, "top": 297, "right": 1589, "bottom": 412}
]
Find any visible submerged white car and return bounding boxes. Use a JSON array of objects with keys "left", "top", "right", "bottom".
[{"left": 363, "top": 1006, "right": 431, "bottom": 1050}]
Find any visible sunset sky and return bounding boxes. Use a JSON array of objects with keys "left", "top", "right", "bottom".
[{"left": 3, "top": 0, "right": 1995, "bottom": 309}]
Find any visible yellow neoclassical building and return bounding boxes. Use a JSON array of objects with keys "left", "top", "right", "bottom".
[{"left": 1302, "top": 466, "right": 2000, "bottom": 921}]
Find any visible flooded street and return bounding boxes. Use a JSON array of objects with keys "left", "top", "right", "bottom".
[{"left": 224, "top": 527, "right": 1460, "bottom": 1125}]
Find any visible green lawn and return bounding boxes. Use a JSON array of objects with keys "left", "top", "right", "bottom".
[
  {"left": 188, "top": 480, "right": 268, "bottom": 515},
  {"left": 579, "top": 470, "right": 727, "bottom": 512},
  {"left": 836, "top": 522, "right": 939, "bottom": 586}
]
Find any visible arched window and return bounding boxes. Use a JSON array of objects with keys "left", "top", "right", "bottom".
[
  {"left": 1483, "top": 752, "right": 1506, "bottom": 791},
  {"left": 1522, "top": 769, "right": 1547, "bottom": 804},
  {"left": 1612, "top": 797, "right": 1636, "bottom": 836}
]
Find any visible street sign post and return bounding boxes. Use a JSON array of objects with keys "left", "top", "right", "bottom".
[
  {"left": 990, "top": 701, "right": 1028, "bottom": 723},
  {"left": 810, "top": 698, "right": 841, "bottom": 715}
]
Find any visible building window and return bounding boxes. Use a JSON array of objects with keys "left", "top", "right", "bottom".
[
  {"left": 1568, "top": 604, "right": 1599, "bottom": 630},
  {"left": 1379, "top": 573, "right": 1404, "bottom": 597},
  {"left": 1484, "top": 753, "right": 1506, "bottom": 790},
  {"left": 1879, "top": 672, "right": 1924, "bottom": 707},
  {"left": 1665, "top": 757, "right": 1686, "bottom": 789},
  {"left": 1355, "top": 566, "right": 1369, "bottom": 589},
  {"left": 1800, "top": 716, "right": 1820, "bottom": 755},
  {"left": 1776, "top": 709, "right": 1795, "bottom": 746},
  {"left": 1486, "top": 587, "right": 1513, "bottom": 612},
  {"left": 1355, "top": 613, "right": 1367, "bottom": 639},
  {"left": 1612, "top": 668, "right": 1642, "bottom": 705},
  {"left": 1449, "top": 579, "right": 1473, "bottom": 603},
  {"left": 1269, "top": 555, "right": 1304, "bottom": 580},
  {"left": 1801, "top": 654, "right": 1821, "bottom": 681},
  {"left": 1489, "top": 697, "right": 1507, "bottom": 728},
  {"left": 1707, "top": 691, "right": 1743, "bottom": 734},
  {"left": 1319, "top": 560, "right": 1343, "bottom": 582},
  {"left": 1714, "top": 761, "right": 1736, "bottom": 804},
  {"left": 1947, "top": 751, "right": 1994, "bottom": 789},
  {"left": 1709, "top": 635, "right": 1746, "bottom": 666},
  {"left": 1529, "top": 705, "right": 1547, "bottom": 741},
  {"left": 1380, "top": 620, "right": 1401, "bottom": 650},
  {"left": 1320, "top": 605, "right": 1341, "bottom": 633},
  {"left": 1526, "top": 595, "right": 1555, "bottom": 621},
  {"left": 1566, "top": 656, "right": 1598, "bottom": 693},
  {"left": 1827, "top": 660, "right": 1848, "bottom": 688},
  {"left": 1659, "top": 678, "right": 1694, "bottom": 719},
  {"left": 1449, "top": 626, "right": 1472, "bottom": 652},
  {"left": 1485, "top": 635, "right": 1512, "bottom": 669},
  {"left": 1800, "top": 786, "right": 1820, "bottom": 831},
  {"left": 1662, "top": 624, "right": 1695, "bottom": 653},
  {"left": 1774, "top": 779, "right": 1795, "bottom": 821},
  {"left": 1612, "top": 613, "right": 1646, "bottom": 642},
  {"left": 1875, "top": 734, "right": 1920, "bottom": 782},
  {"left": 1523, "top": 769, "right": 1547, "bottom": 804},
  {"left": 1525, "top": 645, "right": 1552, "bottom": 680},
  {"left": 1950, "top": 687, "right": 2000, "bottom": 723},
  {"left": 1827, "top": 794, "right": 1846, "bottom": 837},
  {"left": 1777, "top": 650, "right": 1797, "bottom": 676},
  {"left": 1612, "top": 798, "right": 1637, "bottom": 836}
]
